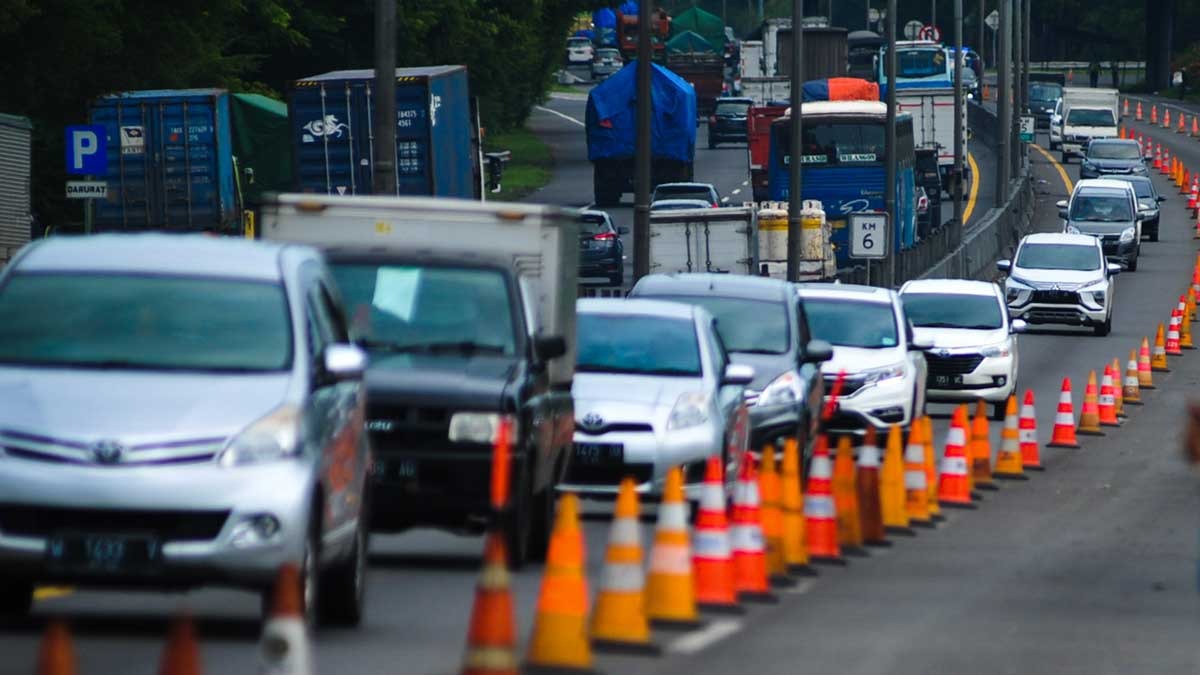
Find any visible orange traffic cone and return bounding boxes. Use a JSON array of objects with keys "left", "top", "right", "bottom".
[
  {"left": 903, "top": 421, "right": 933, "bottom": 526},
  {"left": 1136, "top": 100, "right": 1143, "bottom": 121},
  {"left": 261, "top": 564, "right": 314, "bottom": 675},
  {"left": 832, "top": 434, "right": 867, "bottom": 556},
  {"left": 1153, "top": 144, "right": 1162, "bottom": 171},
  {"left": 1162, "top": 149, "right": 1172, "bottom": 176},
  {"left": 1111, "top": 358, "right": 1127, "bottom": 418},
  {"left": 591, "top": 478, "right": 657, "bottom": 654},
  {"left": 880, "top": 425, "right": 913, "bottom": 535},
  {"left": 1151, "top": 104, "right": 1158, "bottom": 124},
  {"left": 159, "top": 613, "right": 203, "bottom": 675},
  {"left": 1193, "top": 115, "right": 1198, "bottom": 136},
  {"left": 1119, "top": 125, "right": 1126, "bottom": 139},
  {"left": 937, "top": 406, "right": 976, "bottom": 509},
  {"left": 1180, "top": 296, "right": 1195, "bottom": 349},
  {"left": 805, "top": 436, "right": 846, "bottom": 563},
  {"left": 1189, "top": 180, "right": 1198, "bottom": 211},
  {"left": 692, "top": 456, "right": 740, "bottom": 614},
  {"left": 919, "top": 416, "right": 943, "bottom": 521},
  {"left": 1193, "top": 267, "right": 1200, "bottom": 302},
  {"left": 1097, "top": 365, "right": 1121, "bottom": 427},
  {"left": 993, "top": 395, "right": 1027, "bottom": 480},
  {"left": 462, "top": 535, "right": 519, "bottom": 675},
  {"left": 1180, "top": 113, "right": 1187, "bottom": 133},
  {"left": 728, "top": 453, "right": 777, "bottom": 603},
  {"left": 1047, "top": 377, "right": 1081, "bottom": 448},
  {"left": 1123, "top": 98, "right": 1130, "bottom": 116},
  {"left": 756, "top": 445, "right": 792, "bottom": 587},
  {"left": 1164, "top": 108, "right": 1171, "bottom": 129},
  {"left": 1078, "top": 371, "right": 1105, "bottom": 436},
  {"left": 1167, "top": 309, "right": 1184, "bottom": 356},
  {"left": 970, "top": 402, "right": 998, "bottom": 490},
  {"left": 1124, "top": 349, "right": 1144, "bottom": 405},
  {"left": 36, "top": 620, "right": 77, "bottom": 675},
  {"left": 780, "top": 437, "right": 817, "bottom": 574},
  {"left": 1152, "top": 325, "right": 1171, "bottom": 372},
  {"left": 1019, "top": 390, "right": 1045, "bottom": 471},
  {"left": 644, "top": 469, "right": 702, "bottom": 629},
  {"left": 527, "top": 493, "right": 594, "bottom": 671},
  {"left": 856, "top": 427, "right": 889, "bottom": 547}
]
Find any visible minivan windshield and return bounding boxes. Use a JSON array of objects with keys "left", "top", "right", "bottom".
[
  {"left": 576, "top": 314, "right": 701, "bottom": 376},
  {"left": 1066, "top": 109, "right": 1115, "bottom": 127},
  {"left": 901, "top": 293, "right": 1004, "bottom": 330},
  {"left": 0, "top": 273, "right": 292, "bottom": 371},
  {"left": 650, "top": 296, "right": 789, "bottom": 354},
  {"left": 803, "top": 298, "right": 899, "bottom": 349},
  {"left": 1087, "top": 142, "right": 1140, "bottom": 160},
  {"left": 1030, "top": 83, "right": 1062, "bottom": 103},
  {"left": 330, "top": 264, "right": 517, "bottom": 356},
  {"left": 1016, "top": 243, "right": 1101, "bottom": 271},
  {"left": 1069, "top": 193, "right": 1133, "bottom": 222}
]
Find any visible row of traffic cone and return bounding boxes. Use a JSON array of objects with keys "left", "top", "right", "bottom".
[{"left": 1132, "top": 99, "right": 1200, "bottom": 137}]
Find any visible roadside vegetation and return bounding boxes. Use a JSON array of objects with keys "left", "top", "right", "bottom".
[{"left": 483, "top": 126, "right": 553, "bottom": 202}]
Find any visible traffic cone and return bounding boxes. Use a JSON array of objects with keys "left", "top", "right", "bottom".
[
  {"left": 1119, "top": 125, "right": 1126, "bottom": 139},
  {"left": 780, "top": 437, "right": 818, "bottom": 574},
  {"left": 590, "top": 478, "right": 657, "bottom": 653},
  {"left": 1180, "top": 295, "right": 1195, "bottom": 349},
  {"left": 856, "top": 427, "right": 889, "bottom": 547},
  {"left": 1151, "top": 104, "right": 1158, "bottom": 125},
  {"left": 805, "top": 436, "right": 846, "bottom": 563},
  {"left": 1123, "top": 98, "right": 1130, "bottom": 116},
  {"left": 159, "top": 613, "right": 203, "bottom": 675},
  {"left": 1166, "top": 310, "right": 1183, "bottom": 356},
  {"left": 692, "top": 456, "right": 740, "bottom": 614},
  {"left": 526, "top": 493, "right": 594, "bottom": 672},
  {"left": 1161, "top": 148, "right": 1172, "bottom": 176},
  {"left": 1163, "top": 108, "right": 1171, "bottom": 129},
  {"left": 970, "top": 402, "right": 998, "bottom": 490},
  {"left": 1152, "top": 325, "right": 1171, "bottom": 372},
  {"left": 920, "top": 416, "right": 943, "bottom": 521},
  {"left": 937, "top": 406, "right": 976, "bottom": 509},
  {"left": 1188, "top": 289, "right": 1198, "bottom": 325},
  {"left": 1136, "top": 100, "right": 1143, "bottom": 121},
  {"left": 731, "top": 454, "right": 777, "bottom": 601},
  {"left": 35, "top": 620, "right": 77, "bottom": 675},
  {"left": 1124, "top": 349, "right": 1144, "bottom": 405},
  {"left": 1111, "top": 358, "right": 1127, "bottom": 418},
  {"left": 756, "top": 445, "right": 791, "bottom": 587},
  {"left": 831, "top": 434, "right": 867, "bottom": 556},
  {"left": 903, "top": 422, "right": 933, "bottom": 526},
  {"left": 1018, "top": 390, "right": 1045, "bottom": 471},
  {"left": 1193, "top": 267, "right": 1200, "bottom": 303},
  {"left": 993, "top": 395, "right": 1027, "bottom": 480},
  {"left": 880, "top": 425, "right": 914, "bottom": 535},
  {"left": 1188, "top": 180, "right": 1197, "bottom": 211},
  {"left": 1153, "top": 144, "right": 1162, "bottom": 171},
  {"left": 1047, "top": 377, "right": 1082, "bottom": 448},
  {"left": 1179, "top": 113, "right": 1187, "bottom": 133},
  {"left": 261, "top": 564, "right": 315, "bottom": 675},
  {"left": 1078, "top": 370, "right": 1105, "bottom": 436},
  {"left": 644, "top": 469, "right": 702, "bottom": 629},
  {"left": 1193, "top": 115, "right": 1198, "bottom": 136},
  {"left": 461, "top": 535, "right": 519, "bottom": 675},
  {"left": 1097, "top": 365, "right": 1121, "bottom": 427}
]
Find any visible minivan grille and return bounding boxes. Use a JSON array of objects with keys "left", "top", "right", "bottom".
[
  {"left": 0, "top": 505, "right": 229, "bottom": 541},
  {"left": 925, "top": 354, "right": 985, "bottom": 376},
  {"left": 0, "top": 430, "right": 225, "bottom": 466}
]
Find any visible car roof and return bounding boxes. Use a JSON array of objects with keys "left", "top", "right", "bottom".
[
  {"left": 579, "top": 209, "right": 613, "bottom": 221},
  {"left": 717, "top": 97, "right": 754, "bottom": 104},
  {"left": 632, "top": 273, "right": 792, "bottom": 301},
  {"left": 900, "top": 278, "right": 999, "bottom": 296},
  {"left": 655, "top": 182, "right": 716, "bottom": 190},
  {"left": 651, "top": 199, "right": 713, "bottom": 208},
  {"left": 578, "top": 297, "right": 700, "bottom": 320},
  {"left": 1075, "top": 178, "right": 1136, "bottom": 191},
  {"left": 795, "top": 282, "right": 896, "bottom": 304},
  {"left": 1019, "top": 232, "right": 1100, "bottom": 246},
  {"left": 1088, "top": 138, "right": 1139, "bottom": 147},
  {"left": 12, "top": 233, "right": 295, "bottom": 281}
]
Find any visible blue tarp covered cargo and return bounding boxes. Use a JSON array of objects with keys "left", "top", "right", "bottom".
[{"left": 586, "top": 61, "right": 696, "bottom": 163}]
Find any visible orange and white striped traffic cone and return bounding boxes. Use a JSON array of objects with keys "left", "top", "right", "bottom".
[
  {"left": 645, "top": 468, "right": 702, "bottom": 628},
  {"left": 262, "top": 564, "right": 315, "bottom": 675},
  {"left": 937, "top": 406, "right": 976, "bottom": 509},
  {"left": 919, "top": 416, "right": 943, "bottom": 521},
  {"left": 461, "top": 536, "right": 519, "bottom": 675},
  {"left": 1164, "top": 108, "right": 1172, "bottom": 129},
  {"left": 526, "top": 493, "right": 594, "bottom": 671},
  {"left": 1179, "top": 295, "right": 1195, "bottom": 349},
  {"left": 692, "top": 456, "right": 740, "bottom": 614},
  {"left": 805, "top": 436, "right": 846, "bottom": 564},
  {"left": 856, "top": 427, "right": 889, "bottom": 548},
  {"left": 732, "top": 453, "right": 776, "bottom": 603},
  {"left": 36, "top": 620, "right": 78, "bottom": 675},
  {"left": 1151, "top": 104, "right": 1158, "bottom": 125},
  {"left": 1153, "top": 144, "right": 1162, "bottom": 171},
  {"left": 1047, "top": 377, "right": 1081, "bottom": 448},
  {"left": 832, "top": 434, "right": 867, "bottom": 556},
  {"left": 1018, "top": 390, "right": 1045, "bottom": 471},
  {"left": 1179, "top": 112, "right": 1187, "bottom": 133},
  {"left": 1123, "top": 97, "right": 1130, "bottom": 117},
  {"left": 1136, "top": 101, "right": 1143, "bottom": 121},
  {"left": 1078, "top": 370, "right": 1105, "bottom": 436},
  {"left": 1152, "top": 325, "right": 1171, "bottom": 371},
  {"left": 1124, "top": 349, "right": 1144, "bottom": 405},
  {"left": 1166, "top": 309, "right": 1184, "bottom": 356},
  {"left": 1112, "top": 358, "right": 1128, "bottom": 418},
  {"left": 993, "top": 395, "right": 1027, "bottom": 480},
  {"left": 903, "top": 422, "right": 933, "bottom": 526},
  {"left": 970, "top": 402, "right": 998, "bottom": 490},
  {"left": 1192, "top": 115, "right": 1198, "bottom": 136},
  {"left": 590, "top": 477, "right": 657, "bottom": 653},
  {"left": 1097, "top": 364, "right": 1121, "bottom": 427}
]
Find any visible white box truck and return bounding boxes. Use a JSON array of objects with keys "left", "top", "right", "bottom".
[
  {"left": 896, "top": 88, "right": 969, "bottom": 195},
  {"left": 648, "top": 206, "right": 758, "bottom": 275},
  {"left": 1060, "top": 87, "right": 1119, "bottom": 163},
  {"left": 740, "top": 77, "right": 791, "bottom": 106}
]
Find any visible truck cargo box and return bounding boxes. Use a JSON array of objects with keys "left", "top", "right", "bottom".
[
  {"left": 290, "top": 66, "right": 480, "bottom": 200},
  {"left": 648, "top": 206, "right": 758, "bottom": 275},
  {"left": 587, "top": 61, "right": 697, "bottom": 163},
  {"left": 0, "top": 114, "right": 31, "bottom": 263}
]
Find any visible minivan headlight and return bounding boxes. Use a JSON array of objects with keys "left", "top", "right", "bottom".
[
  {"left": 1119, "top": 227, "right": 1136, "bottom": 242},
  {"left": 981, "top": 342, "right": 1011, "bottom": 358},
  {"left": 668, "top": 392, "right": 711, "bottom": 430},
  {"left": 862, "top": 363, "right": 906, "bottom": 386},
  {"left": 756, "top": 371, "right": 800, "bottom": 407},
  {"left": 219, "top": 405, "right": 301, "bottom": 467}
]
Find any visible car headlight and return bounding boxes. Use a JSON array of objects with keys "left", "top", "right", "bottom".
[
  {"left": 1065, "top": 225, "right": 1081, "bottom": 234},
  {"left": 1133, "top": 164, "right": 1148, "bottom": 174},
  {"left": 861, "top": 363, "right": 906, "bottom": 386},
  {"left": 981, "top": 342, "right": 1011, "bottom": 358},
  {"left": 668, "top": 392, "right": 711, "bottom": 430},
  {"left": 1079, "top": 280, "right": 1108, "bottom": 307},
  {"left": 756, "top": 371, "right": 800, "bottom": 407},
  {"left": 449, "top": 412, "right": 518, "bottom": 444},
  {"left": 218, "top": 405, "right": 302, "bottom": 467},
  {"left": 1119, "top": 227, "right": 1136, "bottom": 242}
]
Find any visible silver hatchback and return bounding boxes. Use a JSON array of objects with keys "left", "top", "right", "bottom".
[{"left": 0, "top": 234, "right": 371, "bottom": 626}]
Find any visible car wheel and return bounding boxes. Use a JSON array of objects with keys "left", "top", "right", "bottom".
[
  {"left": 1127, "top": 254, "right": 1138, "bottom": 272},
  {"left": 1149, "top": 224, "right": 1160, "bottom": 242},
  {"left": 528, "top": 476, "right": 557, "bottom": 563},
  {"left": 318, "top": 520, "right": 369, "bottom": 627},
  {"left": 0, "top": 581, "right": 32, "bottom": 617},
  {"left": 503, "top": 459, "right": 534, "bottom": 571},
  {"left": 264, "top": 513, "right": 320, "bottom": 628},
  {"left": 1094, "top": 313, "right": 1113, "bottom": 337}
]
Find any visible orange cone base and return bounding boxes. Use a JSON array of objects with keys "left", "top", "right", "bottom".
[
  {"left": 591, "top": 639, "right": 662, "bottom": 657},
  {"left": 863, "top": 538, "right": 893, "bottom": 548},
  {"left": 1047, "top": 440, "right": 1080, "bottom": 448},
  {"left": 993, "top": 471, "right": 1030, "bottom": 481},
  {"left": 837, "top": 546, "right": 870, "bottom": 558},
  {"left": 885, "top": 525, "right": 917, "bottom": 536},
  {"left": 1077, "top": 428, "right": 1106, "bottom": 436},
  {"left": 1151, "top": 365, "right": 1170, "bottom": 373},
  {"left": 787, "top": 562, "right": 822, "bottom": 575},
  {"left": 525, "top": 666, "right": 600, "bottom": 675},
  {"left": 697, "top": 601, "right": 746, "bottom": 615},
  {"left": 940, "top": 499, "right": 978, "bottom": 510},
  {"left": 768, "top": 574, "right": 798, "bottom": 589},
  {"left": 909, "top": 518, "right": 936, "bottom": 529},
  {"left": 810, "top": 554, "right": 849, "bottom": 566},
  {"left": 738, "top": 589, "right": 780, "bottom": 604},
  {"left": 1124, "top": 399, "right": 1144, "bottom": 406},
  {"left": 1100, "top": 420, "right": 1121, "bottom": 427},
  {"left": 931, "top": 513, "right": 948, "bottom": 522},
  {"left": 1024, "top": 464, "right": 1046, "bottom": 471},
  {"left": 975, "top": 482, "right": 1000, "bottom": 491},
  {"left": 1141, "top": 383, "right": 1157, "bottom": 388}
]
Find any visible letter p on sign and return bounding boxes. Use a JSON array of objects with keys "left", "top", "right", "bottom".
[{"left": 65, "top": 125, "right": 107, "bottom": 175}]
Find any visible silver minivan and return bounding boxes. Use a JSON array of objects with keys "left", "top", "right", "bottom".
[{"left": 0, "top": 234, "right": 371, "bottom": 626}]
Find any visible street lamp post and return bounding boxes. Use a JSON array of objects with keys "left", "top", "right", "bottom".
[
  {"left": 786, "top": 3, "right": 805, "bottom": 282},
  {"left": 633, "top": 1, "right": 653, "bottom": 282},
  {"left": 884, "top": 0, "right": 897, "bottom": 286},
  {"left": 372, "top": 0, "right": 397, "bottom": 195}
]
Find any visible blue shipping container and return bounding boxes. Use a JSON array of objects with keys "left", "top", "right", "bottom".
[
  {"left": 90, "top": 89, "right": 238, "bottom": 231},
  {"left": 290, "top": 66, "right": 479, "bottom": 199}
]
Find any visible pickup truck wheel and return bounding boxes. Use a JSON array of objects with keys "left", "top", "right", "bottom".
[
  {"left": 503, "top": 461, "right": 534, "bottom": 571},
  {"left": 0, "top": 581, "right": 32, "bottom": 617},
  {"left": 317, "top": 521, "right": 369, "bottom": 627},
  {"left": 1094, "top": 314, "right": 1112, "bottom": 337}
]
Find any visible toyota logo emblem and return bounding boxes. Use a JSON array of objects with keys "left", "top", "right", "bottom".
[
  {"left": 90, "top": 439, "right": 125, "bottom": 465},
  {"left": 580, "top": 413, "right": 604, "bottom": 431}
]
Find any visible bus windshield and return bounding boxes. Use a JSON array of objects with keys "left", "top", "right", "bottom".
[
  {"left": 880, "top": 47, "right": 949, "bottom": 84},
  {"left": 776, "top": 119, "right": 887, "bottom": 167}
]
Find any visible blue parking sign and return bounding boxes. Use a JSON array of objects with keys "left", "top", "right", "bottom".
[{"left": 65, "top": 125, "right": 107, "bottom": 175}]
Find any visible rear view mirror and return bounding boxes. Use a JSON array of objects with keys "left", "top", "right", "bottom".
[
  {"left": 910, "top": 336, "right": 934, "bottom": 351},
  {"left": 996, "top": 259, "right": 1012, "bottom": 272},
  {"left": 1157, "top": 196, "right": 1167, "bottom": 203},
  {"left": 1055, "top": 200, "right": 1068, "bottom": 209},
  {"left": 722, "top": 364, "right": 756, "bottom": 386},
  {"left": 535, "top": 335, "right": 567, "bottom": 361},
  {"left": 802, "top": 339, "right": 834, "bottom": 364},
  {"left": 1107, "top": 263, "right": 1123, "bottom": 276},
  {"left": 324, "top": 344, "right": 367, "bottom": 382},
  {"left": 1010, "top": 319, "right": 1028, "bottom": 334}
]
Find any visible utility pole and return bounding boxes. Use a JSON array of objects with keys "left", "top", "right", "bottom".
[
  {"left": 633, "top": 0, "right": 653, "bottom": 282},
  {"left": 1011, "top": 0, "right": 1021, "bottom": 178},
  {"left": 978, "top": 0, "right": 985, "bottom": 68},
  {"left": 885, "top": 0, "right": 897, "bottom": 286},
  {"left": 996, "top": 0, "right": 1010, "bottom": 199},
  {"left": 1022, "top": 0, "right": 1031, "bottom": 171},
  {"left": 931, "top": 0, "right": 937, "bottom": 31},
  {"left": 372, "top": 0, "right": 397, "bottom": 194},
  {"left": 786, "top": 1, "right": 805, "bottom": 282},
  {"left": 953, "top": 0, "right": 964, "bottom": 234}
]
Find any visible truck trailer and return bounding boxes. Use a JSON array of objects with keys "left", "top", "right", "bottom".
[{"left": 0, "top": 114, "right": 30, "bottom": 264}]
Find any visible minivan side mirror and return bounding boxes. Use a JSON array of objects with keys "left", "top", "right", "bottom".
[
  {"left": 534, "top": 334, "right": 567, "bottom": 361},
  {"left": 1010, "top": 319, "right": 1028, "bottom": 334},
  {"left": 1055, "top": 199, "right": 1068, "bottom": 209},
  {"left": 996, "top": 259, "right": 1012, "bottom": 272},
  {"left": 909, "top": 336, "right": 934, "bottom": 351},
  {"left": 722, "top": 363, "right": 756, "bottom": 386},
  {"left": 1106, "top": 263, "right": 1123, "bottom": 276},
  {"left": 1157, "top": 196, "right": 1167, "bottom": 203},
  {"left": 802, "top": 339, "right": 834, "bottom": 364},
  {"left": 324, "top": 344, "right": 367, "bottom": 382}
]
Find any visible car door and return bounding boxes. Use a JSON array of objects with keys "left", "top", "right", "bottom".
[
  {"left": 708, "top": 319, "right": 749, "bottom": 456},
  {"left": 901, "top": 312, "right": 928, "bottom": 410},
  {"left": 794, "top": 298, "right": 824, "bottom": 439}
]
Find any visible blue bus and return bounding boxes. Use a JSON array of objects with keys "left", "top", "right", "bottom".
[
  {"left": 877, "top": 40, "right": 954, "bottom": 97},
  {"left": 767, "top": 100, "right": 917, "bottom": 268}
]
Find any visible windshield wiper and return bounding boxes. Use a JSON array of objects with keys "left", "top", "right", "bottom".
[
  {"left": 733, "top": 348, "right": 786, "bottom": 355},
  {"left": 359, "top": 339, "right": 506, "bottom": 355}
]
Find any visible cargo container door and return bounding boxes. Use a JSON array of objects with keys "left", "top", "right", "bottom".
[
  {"left": 292, "top": 81, "right": 362, "bottom": 196},
  {"left": 427, "top": 71, "right": 474, "bottom": 198},
  {"left": 392, "top": 79, "right": 435, "bottom": 195},
  {"left": 153, "top": 94, "right": 235, "bottom": 230},
  {"left": 92, "top": 100, "right": 155, "bottom": 229}
]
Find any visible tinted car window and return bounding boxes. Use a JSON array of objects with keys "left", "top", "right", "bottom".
[
  {"left": 1066, "top": 109, "right": 1115, "bottom": 126},
  {"left": 1016, "top": 244, "right": 1101, "bottom": 271},
  {"left": 576, "top": 314, "right": 701, "bottom": 376},
  {"left": 654, "top": 186, "right": 714, "bottom": 202},
  {"left": 1070, "top": 193, "right": 1133, "bottom": 221},
  {"left": 1115, "top": 178, "right": 1153, "bottom": 198},
  {"left": 1030, "top": 83, "right": 1062, "bottom": 101},
  {"left": 715, "top": 101, "right": 751, "bottom": 115},
  {"left": 895, "top": 49, "right": 947, "bottom": 79},
  {"left": 1087, "top": 143, "right": 1140, "bottom": 160},
  {"left": 803, "top": 299, "right": 899, "bottom": 349},
  {"left": 580, "top": 215, "right": 613, "bottom": 237},
  {"left": 902, "top": 293, "right": 1004, "bottom": 330},
  {"left": 651, "top": 296, "right": 789, "bottom": 354},
  {"left": 0, "top": 273, "right": 292, "bottom": 371}
]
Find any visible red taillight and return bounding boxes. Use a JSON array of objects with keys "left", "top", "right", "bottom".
[
  {"left": 593, "top": 232, "right": 617, "bottom": 240},
  {"left": 709, "top": 116, "right": 717, "bottom": 125}
]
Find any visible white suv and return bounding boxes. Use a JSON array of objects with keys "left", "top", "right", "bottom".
[
  {"left": 900, "top": 279, "right": 1024, "bottom": 420},
  {"left": 795, "top": 283, "right": 930, "bottom": 434},
  {"left": 998, "top": 232, "right": 1122, "bottom": 337}
]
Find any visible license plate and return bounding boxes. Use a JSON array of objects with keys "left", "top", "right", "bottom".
[
  {"left": 933, "top": 374, "right": 964, "bottom": 387},
  {"left": 46, "top": 534, "right": 161, "bottom": 573},
  {"left": 573, "top": 443, "right": 624, "bottom": 465},
  {"left": 372, "top": 457, "right": 418, "bottom": 482}
]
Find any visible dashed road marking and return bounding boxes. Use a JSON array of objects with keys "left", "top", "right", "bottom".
[
  {"left": 534, "top": 105, "right": 584, "bottom": 127},
  {"left": 783, "top": 578, "right": 817, "bottom": 594},
  {"left": 667, "top": 619, "right": 743, "bottom": 655},
  {"left": 731, "top": 188, "right": 742, "bottom": 195},
  {"left": 742, "top": 180, "right": 749, "bottom": 186},
  {"left": 721, "top": 196, "right": 731, "bottom": 204}
]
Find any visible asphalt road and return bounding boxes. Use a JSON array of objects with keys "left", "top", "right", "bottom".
[{"left": 5, "top": 102, "right": 1200, "bottom": 675}]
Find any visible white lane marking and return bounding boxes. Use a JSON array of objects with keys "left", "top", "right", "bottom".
[
  {"left": 721, "top": 196, "right": 731, "bottom": 203},
  {"left": 783, "top": 578, "right": 817, "bottom": 595},
  {"left": 731, "top": 188, "right": 742, "bottom": 195},
  {"left": 667, "top": 619, "right": 743, "bottom": 655},
  {"left": 742, "top": 180, "right": 749, "bottom": 186},
  {"left": 534, "top": 105, "right": 584, "bottom": 127}
]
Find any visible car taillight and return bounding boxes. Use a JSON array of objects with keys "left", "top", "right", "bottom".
[
  {"left": 593, "top": 232, "right": 617, "bottom": 240},
  {"left": 709, "top": 116, "right": 717, "bottom": 125}
]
